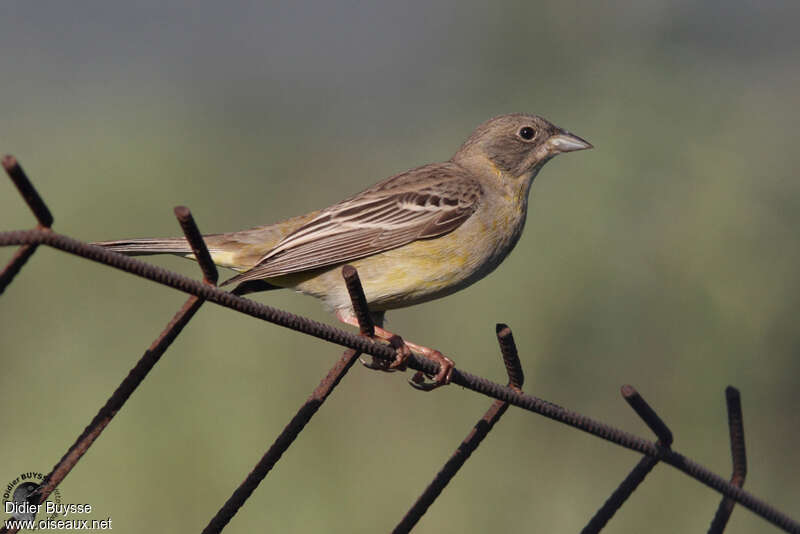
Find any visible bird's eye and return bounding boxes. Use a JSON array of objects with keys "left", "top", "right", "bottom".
[{"left": 518, "top": 126, "right": 535, "bottom": 140}]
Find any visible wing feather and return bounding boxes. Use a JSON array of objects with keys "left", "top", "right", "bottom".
[{"left": 222, "top": 163, "right": 482, "bottom": 286}]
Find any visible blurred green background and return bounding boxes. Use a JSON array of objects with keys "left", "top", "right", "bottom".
[{"left": 2, "top": 1, "right": 799, "bottom": 532}]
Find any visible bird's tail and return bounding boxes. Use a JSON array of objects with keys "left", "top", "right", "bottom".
[
  {"left": 90, "top": 237, "right": 193, "bottom": 256},
  {"left": 91, "top": 236, "right": 283, "bottom": 294}
]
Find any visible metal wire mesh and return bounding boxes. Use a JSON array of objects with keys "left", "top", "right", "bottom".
[{"left": 1, "top": 155, "right": 798, "bottom": 534}]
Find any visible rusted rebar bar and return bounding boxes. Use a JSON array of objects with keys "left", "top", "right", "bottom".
[
  {"left": 2, "top": 155, "right": 53, "bottom": 227},
  {"left": 0, "top": 156, "right": 52, "bottom": 295},
  {"left": 1, "top": 158, "right": 798, "bottom": 533},
  {"left": 202, "top": 266, "right": 371, "bottom": 533},
  {"left": 392, "top": 324, "right": 525, "bottom": 534},
  {"left": 200, "top": 349, "right": 360, "bottom": 534},
  {"left": 174, "top": 205, "right": 218, "bottom": 285},
  {"left": 342, "top": 264, "right": 374, "bottom": 336},
  {"left": 1, "top": 227, "right": 798, "bottom": 534},
  {"left": 581, "top": 385, "right": 674, "bottom": 534},
  {"left": 708, "top": 387, "right": 747, "bottom": 534},
  {"left": 0, "top": 208, "right": 214, "bottom": 534},
  {"left": 0, "top": 244, "right": 38, "bottom": 295}
]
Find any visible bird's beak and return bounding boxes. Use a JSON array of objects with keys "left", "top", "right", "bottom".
[{"left": 546, "top": 131, "right": 593, "bottom": 154}]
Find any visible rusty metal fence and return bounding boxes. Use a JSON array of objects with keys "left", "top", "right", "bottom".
[{"left": 1, "top": 155, "right": 798, "bottom": 533}]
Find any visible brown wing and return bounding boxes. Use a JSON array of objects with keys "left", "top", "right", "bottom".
[{"left": 221, "top": 162, "right": 482, "bottom": 286}]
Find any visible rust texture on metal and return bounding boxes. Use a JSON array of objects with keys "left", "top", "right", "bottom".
[{"left": 1, "top": 157, "right": 798, "bottom": 534}]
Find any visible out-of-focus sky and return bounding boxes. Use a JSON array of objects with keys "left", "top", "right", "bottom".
[{"left": 2, "top": 2, "right": 799, "bottom": 532}]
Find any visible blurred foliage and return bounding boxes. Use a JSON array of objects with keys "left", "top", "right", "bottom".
[{"left": 1, "top": 1, "right": 799, "bottom": 532}]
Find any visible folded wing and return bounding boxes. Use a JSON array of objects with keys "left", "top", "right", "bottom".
[{"left": 222, "top": 163, "right": 482, "bottom": 286}]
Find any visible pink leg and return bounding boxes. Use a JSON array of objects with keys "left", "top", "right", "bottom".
[{"left": 335, "top": 310, "right": 454, "bottom": 389}]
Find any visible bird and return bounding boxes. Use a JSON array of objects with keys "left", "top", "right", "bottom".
[{"left": 92, "top": 113, "right": 592, "bottom": 389}]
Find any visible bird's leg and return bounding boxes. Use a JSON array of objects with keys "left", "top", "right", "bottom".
[
  {"left": 335, "top": 310, "right": 454, "bottom": 389},
  {"left": 335, "top": 309, "right": 409, "bottom": 371}
]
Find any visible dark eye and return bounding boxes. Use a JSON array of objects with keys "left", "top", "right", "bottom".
[{"left": 518, "top": 126, "right": 535, "bottom": 140}]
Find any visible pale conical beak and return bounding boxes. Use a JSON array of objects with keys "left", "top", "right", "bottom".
[{"left": 546, "top": 131, "right": 593, "bottom": 154}]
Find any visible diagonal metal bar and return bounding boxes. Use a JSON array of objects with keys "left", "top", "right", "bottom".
[
  {"left": 0, "top": 156, "right": 53, "bottom": 295},
  {"left": 0, "top": 229, "right": 798, "bottom": 533},
  {"left": 708, "top": 387, "right": 747, "bottom": 534},
  {"left": 622, "top": 385, "right": 673, "bottom": 446},
  {"left": 392, "top": 323, "right": 525, "bottom": 534},
  {"left": 201, "top": 266, "right": 371, "bottom": 533},
  {"left": 581, "top": 385, "right": 674, "bottom": 533},
  {"left": 0, "top": 208, "right": 215, "bottom": 534},
  {"left": 2, "top": 156, "right": 54, "bottom": 227},
  {"left": 0, "top": 244, "right": 38, "bottom": 295},
  {"left": 201, "top": 349, "right": 360, "bottom": 534}
]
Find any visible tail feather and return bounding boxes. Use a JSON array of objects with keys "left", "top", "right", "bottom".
[
  {"left": 92, "top": 237, "right": 282, "bottom": 294},
  {"left": 90, "top": 237, "right": 193, "bottom": 256}
]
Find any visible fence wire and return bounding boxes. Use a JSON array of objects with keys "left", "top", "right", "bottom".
[{"left": 1, "top": 155, "right": 798, "bottom": 534}]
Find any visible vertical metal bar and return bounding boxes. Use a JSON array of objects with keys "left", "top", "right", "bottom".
[
  {"left": 174, "top": 206, "right": 218, "bottom": 285},
  {"left": 708, "top": 387, "right": 747, "bottom": 534},
  {"left": 341, "top": 264, "right": 374, "bottom": 336},
  {"left": 495, "top": 324, "right": 524, "bottom": 390}
]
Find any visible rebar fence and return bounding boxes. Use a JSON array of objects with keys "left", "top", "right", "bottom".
[{"left": 1, "top": 155, "right": 798, "bottom": 533}]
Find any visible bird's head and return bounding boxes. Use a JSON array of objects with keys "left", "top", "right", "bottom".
[{"left": 451, "top": 113, "right": 592, "bottom": 181}]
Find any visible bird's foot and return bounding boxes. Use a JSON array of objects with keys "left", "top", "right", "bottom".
[
  {"left": 336, "top": 311, "right": 453, "bottom": 389},
  {"left": 407, "top": 347, "right": 454, "bottom": 391},
  {"left": 372, "top": 330, "right": 454, "bottom": 390},
  {"left": 358, "top": 333, "right": 411, "bottom": 372},
  {"left": 372, "top": 329, "right": 453, "bottom": 389}
]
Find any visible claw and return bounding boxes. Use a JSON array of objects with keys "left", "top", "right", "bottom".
[
  {"left": 359, "top": 355, "right": 392, "bottom": 371},
  {"left": 409, "top": 371, "right": 440, "bottom": 391},
  {"left": 359, "top": 334, "right": 410, "bottom": 372},
  {"left": 407, "top": 350, "right": 454, "bottom": 391}
]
